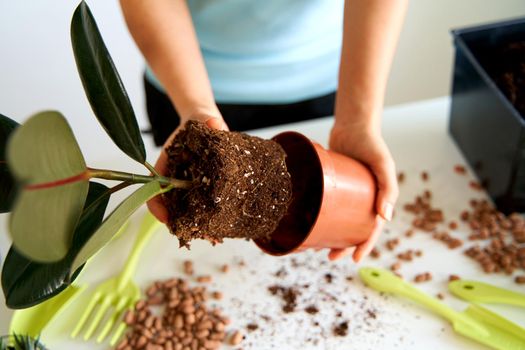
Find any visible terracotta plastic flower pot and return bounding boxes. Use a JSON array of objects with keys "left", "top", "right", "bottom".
[{"left": 254, "top": 131, "right": 377, "bottom": 255}]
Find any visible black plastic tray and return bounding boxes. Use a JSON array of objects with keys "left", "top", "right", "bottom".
[{"left": 449, "top": 17, "right": 525, "bottom": 213}]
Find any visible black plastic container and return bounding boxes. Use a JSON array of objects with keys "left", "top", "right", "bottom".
[{"left": 449, "top": 18, "right": 525, "bottom": 213}]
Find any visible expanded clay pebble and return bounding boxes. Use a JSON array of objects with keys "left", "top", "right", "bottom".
[
  {"left": 397, "top": 250, "right": 416, "bottom": 262},
  {"left": 385, "top": 238, "right": 400, "bottom": 251},
  {"left": 414, "top": 272, "right": 432, "bottom": 283},
  {"left": 116, "top": 277, "right": 229, "bottom": 350},
  {"left": 460, "top": 200, "right": 525, "bottom": 281},
  {"left": 183, "top": 260, "right": 194, "bottom": 276},
  {"left": 421, "top": 171, "right": 429, "bottom": 181},
  {"left": 403, "top": 193, "right": 445, "bottom": 232},
  {"left": 211, "top": 291, "right": 223, "bottom": 300},
  {"left": 229, "top": 330, "right": 244, "bottom": 345},
  {"left": 370, "top": 248, "right": 381, "bottom": 258},
  {"left": 454, "top": 165, "right": 467, "bottom": 174},
  {"left": 403, "top": 190, "right": 469, "bottom": 251},
  {"left": 469, "top": 181, "right": 483, "bottom": 191},
  {"left": 220, "top": 264, "right": 229, "bottom": 273},
  {"left": 432, "top": 232, "right": 463, "bottom": 249},
  {"left": 390, "top": 262, "right": 401, "bottom": 271},
  {"left": 449, "top": 274, "right": 460, "bottom": 282},
  {"left": 197, "top": 275, "right": 213, "bottom": 283}
]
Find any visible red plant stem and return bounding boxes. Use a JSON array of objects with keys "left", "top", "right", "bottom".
[
  {"left": 25, "top": 171, "right": 89, "bottom": 190},
  {"left": 22, "top": 168, "right": 192, "bottom": 191}
]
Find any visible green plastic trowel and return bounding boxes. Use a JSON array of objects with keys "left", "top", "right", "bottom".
[
  {"left": 449, "top": 279, "right": 525, "bottom": 308},
  {"left": 359, "top": 267, "right": 525, "bottom": 350}
]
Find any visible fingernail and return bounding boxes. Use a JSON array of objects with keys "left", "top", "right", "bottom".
[
  {"left": 381, "top": 202, "right": 394, "bottom": 221},
  {"left": 352, "top": 249, "right": 363, "bottom": 264}
]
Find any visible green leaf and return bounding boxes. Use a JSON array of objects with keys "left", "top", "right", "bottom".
[
  {"left": 12, "top": 334, "right": 48, "bottom": 350},
  {"left": 2, "top": 182, "right": 110, "bottom": 309},
  {"left": 7, "top": 111, "right": 89, "bottom": 262},
  {"left": 0, "top": 113, "right": 19, "bottom": 213},
  {"left": 71, "top": 1, "right": 146, "bottom": 164},
  {"left": 71, "top": 181, "right": 164, "bottom": 274}
]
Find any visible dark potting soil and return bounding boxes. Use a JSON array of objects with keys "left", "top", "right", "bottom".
[
  {"left": 480, "top": 41, "right": 525, "bottom": 117},
  {"left": 332, "top": 321, "right": 349, "bottom": 337},
  {"left": 164, "top": 121, "right": 293, "bottom": 247},
  {"left": 267, "top": 284, "right": 300, "bottom": 313}
]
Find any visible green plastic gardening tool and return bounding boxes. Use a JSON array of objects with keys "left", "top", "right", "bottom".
[
  {"left": 7, "top": 220, "right": 132, "bottom": 340},
  {"left": 449, "top": 280, "right": 525, "bottom": 308},
  {"left": 71, "top": 211, "right": 161, "bottom": 346},
  {"left": 359, "top": 267, "right": 525, "bottom": 350},
  {"left": 9, "top": 284, "right": 87, "bottom": 339}
]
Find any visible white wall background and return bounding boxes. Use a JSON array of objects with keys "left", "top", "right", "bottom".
[
  {"left": 386, "top": 0, "right": 525, "bottom": 105},
  {"left": 1, "top": 0, "right": 525, "bottom": 126}
]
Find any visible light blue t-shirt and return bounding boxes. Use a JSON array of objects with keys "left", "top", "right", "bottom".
[{"left": 146, "top": 0, "right": 344, "bottom": 104}]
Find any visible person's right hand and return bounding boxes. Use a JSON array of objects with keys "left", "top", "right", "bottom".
[{"left": 147, "top": 113, "right": 229, "bottom": 223}]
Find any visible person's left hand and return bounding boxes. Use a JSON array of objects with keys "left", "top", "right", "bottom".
[{"left": 327, "top": 120, "right": 399, "bottom": 263}]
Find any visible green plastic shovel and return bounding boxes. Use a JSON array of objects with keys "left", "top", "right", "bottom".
[
  {"left": 449, "top": 280, "right": 525, "bottom": 308},
  {"left": 359, "top": 267, "right": 525, "bottom": 350}
]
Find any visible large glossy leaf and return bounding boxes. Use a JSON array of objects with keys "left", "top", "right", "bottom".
[
  {"left": 71, "top": 1, "right": 146, "bottom": 164},
  {"left": 7, "top": 111, "right": 89, "bottom": 262},
  {"left": 2, "top": 182, "right": 111, "bottom": 309},
  {"left": 0, "top": 113, "right": 19, "bottom": 213},
  {"left": 71, "top": 181, "right": 164, "bottom": 274}
]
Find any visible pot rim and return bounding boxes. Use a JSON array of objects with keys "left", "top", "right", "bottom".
[{"left": 254, "top": 131, "right": 325, "bottom": 255}]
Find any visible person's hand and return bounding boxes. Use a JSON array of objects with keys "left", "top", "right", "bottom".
[
  {"left": 147, "top": 113, "right": 229, "bottom": 223},
  {"left": 327, "top": 121, "right": 399, "bottom": 263}
]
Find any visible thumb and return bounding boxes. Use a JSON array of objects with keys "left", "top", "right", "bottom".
[{"left": 205, "top": 117, "right": 229, "bottom": 131}]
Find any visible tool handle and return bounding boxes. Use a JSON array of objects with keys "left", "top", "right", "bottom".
[
  {"left": 359, "top": 267, "right": 482, "bottom": 329},
  {"left": 116, "top": 212, "right": 161, "bottom": 290},
  {"left": 449, "top": 280, "right": 525, "bottom": 308}
]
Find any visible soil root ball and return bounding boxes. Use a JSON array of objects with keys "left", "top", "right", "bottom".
[{"left": 164, "top": 121, "right": 293, "bottom": 247}]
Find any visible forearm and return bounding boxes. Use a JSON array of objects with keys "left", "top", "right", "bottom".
[
  {"left": 336, "top": 0, "right": 408, "bottom": 130},
  {"left": 120, "top": 0, "right": 219, "bottom": 120}
]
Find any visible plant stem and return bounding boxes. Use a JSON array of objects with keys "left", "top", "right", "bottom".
[
  {"left": 87, "top": 167, "right": 192, "bottom": 189},
  {"left": 109, "top": 181, "right": 133, "bottom": 194},
  {"left": 144, "top": 161, "right": 160, "bottom": 177}
]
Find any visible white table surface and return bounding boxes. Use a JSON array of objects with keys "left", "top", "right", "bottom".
[{"left": 1, "top": 97, "right": 524, "bottom": 349}]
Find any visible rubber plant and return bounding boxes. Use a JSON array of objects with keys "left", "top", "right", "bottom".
[{"left": 1, "top": 1, "right": 192, "bottom": 309}]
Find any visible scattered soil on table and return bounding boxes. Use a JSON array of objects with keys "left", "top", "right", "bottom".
[
  {"left": 332, "top": 321, "right": 349, "bottom": 337},
  {"left": 267, "top": 284, "right": 300, "bottom": 313},
  {"left": 246, "top": 323, "right": 259, "bottom": 332},
  {"left": 305, "top": 305, "right": 319, "bottom": 314},
  {"left": 481, "top": 41, "right": 525, "bottom": 117},
  {"left": 164, "top": 121, "right": 293, "bottom": 247}
]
